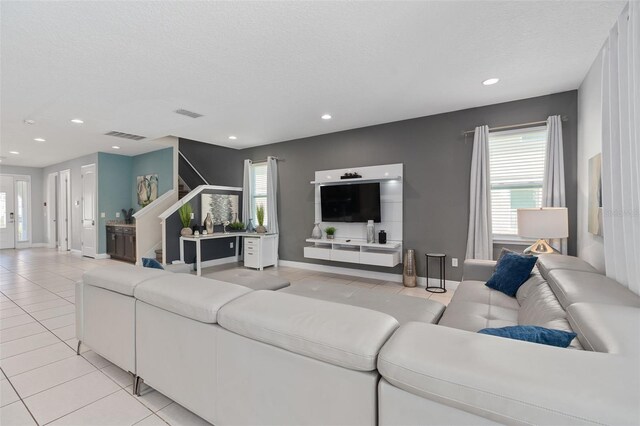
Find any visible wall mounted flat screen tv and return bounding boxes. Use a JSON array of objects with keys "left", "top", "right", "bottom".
[{"left": 321, "top": 183, "right": 381, "bottom": 223}]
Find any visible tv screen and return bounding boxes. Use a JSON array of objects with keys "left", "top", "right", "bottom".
[{"left": 321, "top": 183, "right": 381, "bottom": 223}]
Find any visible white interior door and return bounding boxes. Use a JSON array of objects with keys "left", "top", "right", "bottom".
[
  {"left": 47, "top": 172, "right": 58, "bottom": 248},
  {"left": 57, "top": 170, "right": 71, "bottom": 251},
  {"left": 0, "top": 176, "right": 16, "bottom": 249},
  {"left": 81, "top": 164, "right": 97, "bottom": 258}
]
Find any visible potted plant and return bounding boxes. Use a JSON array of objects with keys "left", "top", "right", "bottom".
[
  {"left": 325, "top": 226, "right": 336, "bottom": 240},
  {"left": 228, "top": 220, "right": 245, "bottom": 232},
  {"left": 256, "top": 205, "right": 267, "bottom": 233},
  {"left": 179, "top": 203, "right": 193, "bottom": 236}
]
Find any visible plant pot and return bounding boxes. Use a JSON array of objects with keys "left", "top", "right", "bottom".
[
  {"left": 326, "top": 234, "right": 335, "bottom": 240},
  {"left": 180, "top": 227, "right": 193, "bottom": 236},
  {"left": 256, "top": 225, "right": 267, "bottom": 233}
]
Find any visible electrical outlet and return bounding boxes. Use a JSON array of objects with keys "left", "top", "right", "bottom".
[
  {"left": 230, "top": 242, "right": 234, "bottom": 249},
  {"left": 191, "top": 213, "right": 195, "bottom": 219},
  {"left": 452, "top": 258, "right": 459, "bottom": 268},
  {"left": 100, "top": 212, "right": 105, "bottom": 218},
  {"left": 116, "top": 212, "right": 120, "bottom": 218}
]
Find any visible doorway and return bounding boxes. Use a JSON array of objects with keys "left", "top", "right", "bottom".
[
  {"left": 57, "top": 170, "right": 71, "bottom": 251},
  {"left": 0, "top": 176, "right": 15, "bottom": 249},
  {"left": 81, "top": 164, "right": 97, "bottom": 258},
  {"left": 47, "top": 172, "right": 58, "bottom": 248}
]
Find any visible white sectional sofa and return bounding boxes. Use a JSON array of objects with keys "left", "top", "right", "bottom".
[{"left": 76, "top": 255, "right": 640, "bottom": 425}]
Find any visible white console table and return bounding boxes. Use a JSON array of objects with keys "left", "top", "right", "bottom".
[
  {"left": 180, "top": 232, "right": 277, "bottom": 276},
  {"left": 304, "top": 238, "right": 402, "bottom": 267}
]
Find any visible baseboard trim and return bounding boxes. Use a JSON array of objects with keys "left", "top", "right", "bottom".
[
  {"left": 94, "top": 254, "right": 111, "bottom": 260},
  {"left": 30, "top": 243, "right": 48, "bottom": 248},
  {"left": 70, "top": 249, "right": 81, "bottom": 254},
  {"left": 278, "top": 260, "right": 459, "bottom": 290},
  {"left": 185, "top": 256, "right": 238, "bottom": 269}
]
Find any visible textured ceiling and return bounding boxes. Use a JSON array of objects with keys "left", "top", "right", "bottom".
[{"left": 0, "top": 1, "right": 625, "bottom": 167}]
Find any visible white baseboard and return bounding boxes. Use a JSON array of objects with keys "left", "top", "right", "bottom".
[
  {"left": 94, "top": 254, "right": 111, "bottom": 260},
  {"left": 278, "top": 260, "right": 459, "bottom": 290},
  {"left": 186, "top": 256, "right": 238, "bottom": 269},
  {"left": 70, "top": 249, "right": 81, "bottom": 254},
  {"left": 30, "top": 243, "right": 48, "bottom": 248}
]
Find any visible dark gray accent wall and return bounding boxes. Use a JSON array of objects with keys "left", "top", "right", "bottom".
[
  {"left": 179, "top": 139, "right": 244, "bottom": 188},
  {"left": 179, "top": 91, "right": 578, "bottom": 281}
]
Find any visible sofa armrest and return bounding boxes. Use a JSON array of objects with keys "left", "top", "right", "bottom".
[
  {"left": 462, "top": 259, "right": 496, "bottom": 282},
  {"left": 378, "top": 322, "right": 639, "bottom": 426},
  {"left": 75, "top": 281, "right": 83, "bottom": 341}
]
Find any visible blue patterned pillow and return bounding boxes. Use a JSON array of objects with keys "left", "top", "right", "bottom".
[
  {"left": 142, "top": 258, "right": 164, "bottom": 270},
  {"left": 478, "top": 325, "right": 577, "bottom": 348},
  {"left": 486, "top": 252, "right": 537, "bottom": 296}
]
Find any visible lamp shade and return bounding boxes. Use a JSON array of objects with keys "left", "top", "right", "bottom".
[{"left": 517, "top": 208, "right": 568, "bottom": 239}]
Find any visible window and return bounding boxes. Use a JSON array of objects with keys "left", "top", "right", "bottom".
[
  {"left": 0, "top": 192, "right": 6, "bottom": 229},
  {"left": 251, "top": 163, "right": 268, "bottom": 226},
  {"left": 16, "top": 180, "right": 29, "bottom": 242},
  {"left": 489, "top": 126, "right": 547, "bottom": 238}
]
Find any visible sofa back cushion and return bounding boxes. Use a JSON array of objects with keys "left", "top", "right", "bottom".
[
  {"left": 547, "top": 270, "right": 640, "bottom": 309},
  {"left": 515, "top": 268, "right": 546, "bottom": 305},
  {"left": 536, "top": 254, "right": 597, "bottom": 279},
  {"left": 83, "top": 264, "right": 167, "bottom": 296},
  {"left": 218, "top": 290, "right": 399, "bottom": 371}
]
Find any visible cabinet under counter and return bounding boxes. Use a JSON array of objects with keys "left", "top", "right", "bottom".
[{"left": 106, "top": 224, "right": 136, "bottom": 263}]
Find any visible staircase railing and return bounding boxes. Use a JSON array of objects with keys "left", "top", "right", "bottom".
[
  {"left": 132, "top": 189, "right": 178, "bottom": 265},
  {"left": 178, "top": 150, "right": 209, "bottom": 185}
]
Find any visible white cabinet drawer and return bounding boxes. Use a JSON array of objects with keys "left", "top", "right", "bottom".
[
  {"left": 244, "top": 250, "right": 259, "bottom": 268},
  {"left": 304, "top": 246, "right": 332, "bottom": 260},
  {"left": 359, "top": 251, "right": 400, "bottom": 267},
  {"left": 244, "top": 238, "right": 259, "bottom": 247},
  {"left": 331, "top": 250, "right": 360, "bottom": 263}
]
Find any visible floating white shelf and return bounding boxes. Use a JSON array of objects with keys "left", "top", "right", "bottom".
[
  {"left": 310, "top": 176, "right": 402, "bottom": 185},
  {"left": 305, "top": 238, "right": 401, "bottom": 250},
  {"left": 304, "top": 238, "right": 402, "bottom": 267}
]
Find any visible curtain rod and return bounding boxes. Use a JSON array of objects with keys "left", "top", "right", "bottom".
[
  {"left": 461, "top": 115, "right": 568, "bottom": 136},
  {"left": 250, "top": 156, "right": 281, "bottom": 163}
]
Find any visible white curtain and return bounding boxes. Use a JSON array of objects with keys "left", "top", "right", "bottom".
[
  {"left": 242, "top": 159, "right": 253, "bottom": 225},
  {"left": 266, "top": 156, "right": 279, "bottom": 258},
  {"left": 542, "top": 115, "right": 568, "bottom": 254},
  {"left": 601, "top": 2, "right": 640, "bottom": 294},
  {"left": 465, "top": 125, "right": 493, "bottom": 260}
]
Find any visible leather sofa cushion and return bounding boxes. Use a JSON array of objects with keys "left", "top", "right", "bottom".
[
  {"left": 438, "top": 301, "right": 518, "bottom": 331},
  {"left": 378, "top": 322, "right": 639, "bottom": 425},
  {"left": 514, "top": 268, "right": 546, "bottom": 305},
  {"left": 134, "top": 274, "right": 251, "bottom": 323},
  {"left": 218, "top": 290, "right": 399, "bottom": 371},
  {"left": 567, "top": 303, "right": 640, "bottom": 354},
  {"left": 462, "top": 259, "right": 497, "bottom": 282},
  {"left": 547, "top": 269, "right": 640, "bottom": 308},
  {"left": 536, "top": 254, "right": 597, "bottom": 278},
  {"left": 450, "top": 281, "right": 520, "bottom": 310},
  {"left": 203, "top": 268, "right": 290, "bottom": 291},
  {"left": 83, "top": 264, "right": 167, "bottom": 296},
  {"left": 279, "top": 281, "right": 445, "bottom": 325}
]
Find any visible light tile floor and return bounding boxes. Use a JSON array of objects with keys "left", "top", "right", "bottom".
[{"left": 0, "top": 248, "right": 454, "bottom": 425}]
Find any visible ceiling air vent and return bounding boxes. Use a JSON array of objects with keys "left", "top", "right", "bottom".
[
  {"left": 174, "top": 109, "right": 203, "bottom": 119},
  {"left": 104, "top": 131, "right": 146, "bottom": 141}
]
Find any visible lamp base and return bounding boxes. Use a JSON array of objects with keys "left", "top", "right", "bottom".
[{"left": 523, "top": 239, "right": 559, "bottom": 255}]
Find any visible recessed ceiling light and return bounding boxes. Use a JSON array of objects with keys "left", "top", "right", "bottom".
[
  {"left": 321, "top": 114, "right": 332, "bottom": 120},
  {"left": 228, "top": 136, "right": 237, "bottom": 140},
  {"left": 112, "top": 146, "right": 120, "bottom": 150},
  {"left": 23, "top": 119, "right": 35, "bottom": 125},
  {"left": 9, "top": 151, "right": 19, "bottom": 155},
  {"left": 482, "top": 78, "right": 500, "bottom": 86},
  {"left": 34, "top": 137, "right": 46, "bottom": 142},
  {"left": 70, "top": 118, "right": 84, "bottom": 124}
]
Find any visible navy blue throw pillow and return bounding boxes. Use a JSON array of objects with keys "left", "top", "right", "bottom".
[
  {"left": 478, "top": 325, "right": 577, "bottom": 348},
  {"left": 486, "top": 252, "right": 537, "bottom": 296},
  {"left": 142, "top": 258, "right": 164, "bottom": 270}
]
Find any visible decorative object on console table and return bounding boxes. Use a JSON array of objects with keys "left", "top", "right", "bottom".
[
  {"left": 255, "top": 205, "right": 266, "bottom": 233},
  {"left": 325, "top": 226, "right": 336, "bottom": 240},
  {"left": 179, "top": 203, "right": 193, "bottom": 236},
  {"left": 204, "top": 213, "right": 213, "bottom": 234},
  {"left": 366, "top": 220, "right": 375, "bottom": 243},
  {"left": 425, "top": 253, "right": 446, "bottom": 293},
  {"left": 311, "top": 223, "right": 322, "bottom": 239},
  {"left": 121, "top": 208, "right": 134, "bottom": 224},
  {"left": 378, "top": 230, "right": 387, "bottom": 244},
  {"left": 246, "top": 218, "right": 256, "bottom": 233},
  {"left": 228, "top": 220, "right": 245, "bottom": 232},
  {"left": 340, "top": 172, "right": 362, "bottom": 179},
  {"left": 403, "top": 249, "right": 417, "bottom": 287},
  {"left": 517, "top": 207, "right": 568, "bottom": 254}
]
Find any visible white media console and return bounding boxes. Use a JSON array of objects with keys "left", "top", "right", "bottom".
[{"left": 304, "top": 163, "right": 403, "bottom": 267}]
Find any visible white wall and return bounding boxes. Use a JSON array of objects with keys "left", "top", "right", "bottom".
[{"left": 576, "top": 50, "right": 605, "bottom": 272}]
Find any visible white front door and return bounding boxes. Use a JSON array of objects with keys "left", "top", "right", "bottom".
[
  {"left": 58, "top": 170, "right": 71, "bottom": 251},
  {"left": 47, "top": 172, "right": 58, "bottom": 248},
  {"left": 0, "top": 176, "right": 15, "bottom": 249},
  {"left": 81, "top": 164, "right": 97, "bottom": 258}
]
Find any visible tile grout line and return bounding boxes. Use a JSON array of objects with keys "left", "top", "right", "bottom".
[{"left": 1, "top": 366, "right": 42, "bottom": 426}]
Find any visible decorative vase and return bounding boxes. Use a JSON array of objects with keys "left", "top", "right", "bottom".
[
  {"left": 403, "top": 249, "right": 417, "bottom": 287},
  {"left": 204, "top": 213, "right": 213, "bottom": 234},
  {"left": 180, "top": 227, "right": 193, "bottom": 236},
  {"left": 256, "top": 225, "right": 267, "bottom": 234},
  {"left": 366, "top": 220, "right": 375, "bottom": 244},
  {"left": 378, "top": 230, "right": 387, "bottom": 244},
  {"left": 311, "top": 223, "right": 322, "bottom": 239},
  {"left": 246, "top": 219, "right": 256, "bottom": 233}
]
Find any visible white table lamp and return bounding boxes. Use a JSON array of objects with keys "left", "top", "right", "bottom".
[{"left": 517, "top": 208, "right": 568, "bottom": 254}]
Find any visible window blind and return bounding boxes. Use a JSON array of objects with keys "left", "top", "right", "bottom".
[
  {"left": 251, "top": 163, "right": 268, "bottom": 226},
  {"left": 489, "top": 126, "right": 547, "bottom": 236}
]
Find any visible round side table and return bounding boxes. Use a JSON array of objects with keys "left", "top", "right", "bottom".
[{"left": 425, "top": 253, "right": 446, "bottom": 293}]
